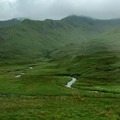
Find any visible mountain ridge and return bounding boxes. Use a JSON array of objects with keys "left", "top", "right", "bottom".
[{"left": 0, "top": 15, "right": 120, "bottom": 64}]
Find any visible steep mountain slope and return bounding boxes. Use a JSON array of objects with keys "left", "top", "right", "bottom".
[
  {"left": 0, "top": 19, "right": 21, "bottom": 28},
  {"left": 0, "top": 15, "right": 120, "bottom": 63},
  {"left": 50, "top": 25, "right": 120, "bottom": 82}
]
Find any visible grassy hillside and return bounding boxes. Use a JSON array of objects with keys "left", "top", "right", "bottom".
[
  {"left": 50, "top": 25, "right": 120, "bottom": 80},
  {"left": 0, "top": 15, "right": 120, "bottom": 63},
  {"left": 0, "top": 16, "right": 120, "bottom": 119},
  {"left": 0, "top": 19, "right": 21, "bottom": 28}
]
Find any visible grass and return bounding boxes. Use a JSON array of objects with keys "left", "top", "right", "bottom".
[
  {"left": 0, "top": 16, "right": 120, "bottom": 119},
  {"left": 0, "top": 48, "right": 120, "bottom": 120},
  {"left": 0, "top": 84, "right": 120, "bottom": 119},
  {"left": 0, "top": 60, "right": 120, "bottom": 120},
  {"left": 0, "top": 92, "right": 119, "bottom": 120},
  {"left": 0, "top": 62, "right": 74, "bottom": 96}
]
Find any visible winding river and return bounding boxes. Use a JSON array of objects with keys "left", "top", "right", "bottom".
[{"left": 65, "top": 77, "right": 77, "bottom": 88}]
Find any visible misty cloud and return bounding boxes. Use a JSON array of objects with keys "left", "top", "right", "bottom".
[{"left": 0, "top": 0, "right": 120, "bottom": 20}]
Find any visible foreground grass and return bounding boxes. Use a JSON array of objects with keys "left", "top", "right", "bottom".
[
  {"left": 0, "top": 60, "right": 120, "bottom": 120},
  {"left": 0, "top": 94, "right": 120, "bottom": 120}
]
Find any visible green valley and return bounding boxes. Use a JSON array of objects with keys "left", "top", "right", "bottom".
[{"left": 0, "top": 15, "right": 120, "bottom": 120}]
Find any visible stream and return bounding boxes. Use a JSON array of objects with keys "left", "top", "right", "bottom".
[{"left": 65, "top": 77, "right": 77, "bottom": 88}]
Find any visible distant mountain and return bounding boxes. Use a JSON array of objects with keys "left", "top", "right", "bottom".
[
  {"left": 0, "top": 15, "right": 120, "bottom": 62},
  {"left": 62, "top": 15, "right": 120, "bottom": 32},
  {"left": 0, "top": 18, "right": 21, "bottom": 28}
]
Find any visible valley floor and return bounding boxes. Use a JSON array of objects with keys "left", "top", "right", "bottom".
[
  {"left": 0, "top": 94, "right": 120, "bottom": 120},
  {"left": 0, "top": 61, "right": 120, "bottom": 120}
]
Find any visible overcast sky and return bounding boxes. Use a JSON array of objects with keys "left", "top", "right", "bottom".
[{"left": 0, "top": 0, "right": 120, "bottom": 20}]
